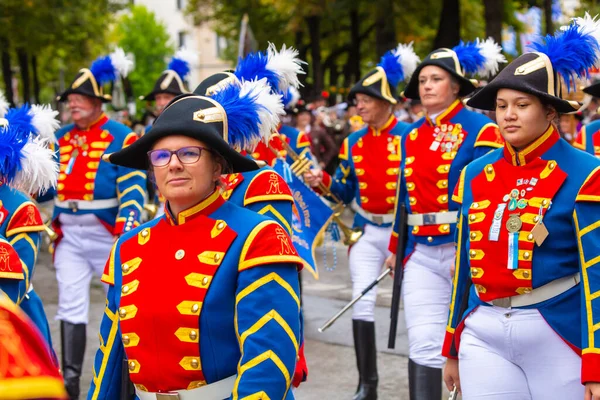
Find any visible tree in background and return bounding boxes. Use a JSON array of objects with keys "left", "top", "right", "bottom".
[{"left": 111, "top": 5, "right": 173, "bottom": 118}]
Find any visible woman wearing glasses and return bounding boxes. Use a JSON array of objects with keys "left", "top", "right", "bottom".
[{"left": 88, "top": 80, "right": 303, "bottom": 400}]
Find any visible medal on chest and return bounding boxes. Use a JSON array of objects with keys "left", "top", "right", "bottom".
[
  {"left": 65, "top": 134, "right": 90, "bottom": 175},
  {"left": 429, "top": 123, "right": 464, "bottom": 153}
]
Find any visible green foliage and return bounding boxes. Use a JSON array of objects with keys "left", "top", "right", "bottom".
[{"left": 112, "top": 4, "right": 174, "bottom": 117}]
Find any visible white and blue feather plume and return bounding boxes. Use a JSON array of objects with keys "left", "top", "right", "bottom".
[
  {"left": 235, "top": 43, "right": 305, "bottom": 92},
  {"left": 90, "top": 47, "right": 134, "bottom": 85},
  {"left": 168, "top": 47, "right": 198, "bottom": 80},
  {"left": 529, "top": 14, "right": 600, "bottom": 90},
  {"left": 377, "top": 42, "right": 420, "bottom": 87},
  {"left": 0, "top": 105, "right": 58, "bottom": 193},
  {"left": 209, "top": 78, "right": 284, "bottom": 151},
  {"left": 453, "top": 38, "right": 506, "bottom": 78}
]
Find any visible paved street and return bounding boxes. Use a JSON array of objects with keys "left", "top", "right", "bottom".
[{"left": 33, "top": 221, "right": 451, "bottom": 399}]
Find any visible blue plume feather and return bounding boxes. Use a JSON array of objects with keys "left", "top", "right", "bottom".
[
  {"left": 529, "top": 23, "right": 600, "bottom": 90},
  {"left": 234, "top": 52, "right": 280, "bottom": 91},
  {"left": 453, "top": 41, "right": 485, "bottom": 75},
  {"left": 167, "top": 57, "right": 190, "bottom": 79},
  {"left": 209, "top": 83, "right": 264, "bottom": 150},
  {"left": 5, "top": 104, "right": 34, "bottom": 137},
  {"left": 0, "top": 124, "right": 28, "bottom": 185},
  {"left": 90, "top": 55, "right": 116, "bottom": 85},
  {"left": 377, "top": 50, "right": 404, "bottom": 87}
]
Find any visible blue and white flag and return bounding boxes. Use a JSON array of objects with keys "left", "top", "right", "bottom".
[{"left": 273, "top": 159, "right": 334, "bottom": 279}]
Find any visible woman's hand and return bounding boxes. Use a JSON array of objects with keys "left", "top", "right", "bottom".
[
  {"left": 303, "top": 169, "right": 323, "bottom": 188},
  {"left": 585, "top": 382, "right": 600, "bottom": 400},
  {"left": 443, "top": 358, "right": 461, "bottom": 394}
]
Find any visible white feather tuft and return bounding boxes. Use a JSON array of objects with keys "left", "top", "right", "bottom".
[
  {"left": 29, "top": 104, "right": 60, "bottom": 141},
  {"left": 266, "top": 43, "right": 306, "bottom": 91},
  {"left": 110, "top": 47, "right": 134, "bottom": 78},
  {"left": 286, "top": 87, "right": 301, "bottom": 108},
  {"left": 393, "top": 42, "right": 420, "bottom": 80},
  {"left": 0, "top": 91, "right": 8, "bottom": 118},
  {"left": 13, "top": 137, "right": 58, "bottom": 195},
  {"left": 476, "top": 37, "right": 507, "bottom": 78},
  {"left": 240, "top": 78, "right": 284, "bottom": 149},
  {"left": 572, "top": 13, "right": 600, "bottom": 58},
  {"left": 174, "top": 47, "right": 199, "bottom": 67}
]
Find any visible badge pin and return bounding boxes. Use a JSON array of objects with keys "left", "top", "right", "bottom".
[{"left": 506, "top": 214, "right": 523, "bottom": 233}]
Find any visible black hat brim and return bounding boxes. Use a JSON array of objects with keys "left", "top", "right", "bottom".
[
  {"left": 466, "top": 77, "right": 579, "bottom": 114},
  {"left": 57, "top": 88, "right": 111, "bottom": 103},
  {"left": 140, "top": 88, "right": 184, "bottom": 102},
  {"left": 104, "top": 94, "right": 259, "bottom": 172},
  {"left": 403, "top": 60, "right": 476, "bottom": 100}
]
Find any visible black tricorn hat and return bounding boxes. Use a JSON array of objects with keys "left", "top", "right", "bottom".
[
  {"left": 583, "top": 81, "right": 600, "bottom": 98},
  {"left": 103, "top": 94, "right": 259, "bottom": 172},
  {"left": 193, "top": 72, "right": 238, "bottom": 96},
  {"left": 404, "top": 48, "right": 478, "bottom": 99},
  {"left": 467, "top": 52, "right": 580, "bottom": 113},
  {"left": 348, "top": 67, "right": 400, "bottom": 104},
  {"left": 140, "top": 70, "right": 189, "bottom": 101},
  {"left": 57, "top": 68, "right": 112, "bottom": 102}
]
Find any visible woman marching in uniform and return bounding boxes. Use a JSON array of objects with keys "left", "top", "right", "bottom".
[
  {"left": 443, "top": 16, "right": 600, "bottom": 399},
  {"left": 88, "top": 78, "right": 303, "bottom": 399},
  {"left": 384, "top": 39, "right": 505, "bottom": 399}
]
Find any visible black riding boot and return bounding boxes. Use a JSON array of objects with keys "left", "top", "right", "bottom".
[
  {"left": 61, "top": 321, "right": 86, "bottom": 400},
  {"left": 352, "top": 320, "right": 378, "bottom": 400},
  {"left": 408, "top": 358, "right": 442, "bottom": 400}
]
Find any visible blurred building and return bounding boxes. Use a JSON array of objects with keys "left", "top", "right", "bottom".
[{"left": 131, "top": 0, "right": 231, "bottom": 88}]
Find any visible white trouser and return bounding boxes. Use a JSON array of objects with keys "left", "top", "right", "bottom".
[
  {"left": 54, "top": 214, "right": 114, "bottom": 324},
  {"left": 403, "top": 242, "right": 454, "bottom": 369},
  {"left": 349, "top": 224, "right": 393, "bottom": 321},
  {"left": 459, "top": 306, "right": 583, "bottom": 399}
]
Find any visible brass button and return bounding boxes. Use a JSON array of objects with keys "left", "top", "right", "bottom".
[
  {"left": 523, "top": 251, "right": 531, "bottom": 260},
  {"left": 442, "top": 195, "right": 448, "bottom": 202},
  {"left": 213, "top": 253, "right": 221, "bottom": 262},
  {"left": 123, "top": 335, "right": 130, "bottom": 345},
  {"left": 190, "top": 359, "right": 199, "bottom": 369},
  {"left": 542, "top": 199, "right": 548, "bottom": 206},
  {"left": 470, "top": 215, "right": 476, "bottom": 221},
  {"left": 523, "top": 270, "right": 530, "bottom": 278},
  {"left": 472, "top": 202, "right": 479, "bottom": 209},
  {"left": 442, "top": 180, "right": 448, "bottom": 187},
  {"left": 141, "top": 229, "right": 149, "bottom": 237},
  {"left": 191, "top": 303, "right": 200, "bottom": 313},
  {"left": 407, "top": 182, "right": 415, "bottom": 190},
  {"left": 534, "top": 216, "right": 540, "bottom": 223},
  {"left": 122, "top": 264, "right": 129, "bottom": 273},
  {"left": 129, "top": 211, "right": 135, "bottom": 216},
  {"left": 444, "top": 165, "right": 449, "bottom": 172},
  {"left": 486, "top": 166, "right": 493, "bottom": 173},
  {"left": 471, "top": 268, "right": 478, "bottom": 275},
  {"left": 441, "top": 224, "right": 449, "bottom": 232},
  {"left": 549, "top": 161, "right": 556, "bottom": 170},
  {"left": 175, "top": 249, "right": 185, "bottom": 260},
  {"left": 527, "top": 233, "right": 533, "bottom": 241},
  {"left": 122, "top": 285, "right": 129, "bottom": 294},
  {"left": 217, "top": 222, "right": 225, "bottom": 230},
  {"left": 427, "top": 236, "right": 433, "bottom": 243},
  {"left": 128, "top": 361, "right": 136, "bottom": 371},
  {"left": 189, "top": 330, "right": 198, "bottom": 340},
  {"left": 202, "top": 277, "right": 209, "bottom": 286},
  {"left": 470, "top": 232, "right": 477, "bottom": 240},
  {"left": 523, "top": 288, "right": 532, "bottom": 294},
  {"left": 119, "top": 308, "right": 127, "bottom": 318},
  {"left": 470, "top": 250, "right": 476, "bottom": 258}
]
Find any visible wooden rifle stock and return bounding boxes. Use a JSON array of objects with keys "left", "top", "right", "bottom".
[{"left": 388, "top": 203, "right": 408, "bottom": 349}]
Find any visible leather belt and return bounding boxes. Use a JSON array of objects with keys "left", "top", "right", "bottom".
[
  {"left": 486, "top": 273, "right": 580, "bottom": 308},
  {"left": 135, "top": 375, "right": 236, "bottom": 400},
  {"left": 406, "top": 211, "right": 458, "bottom": 226},
  {"left": 54, "top": 198, "right": 119, "bottom": 212},
  {"left": 350, "top": 199, "right": 394, "bottom": 225}
]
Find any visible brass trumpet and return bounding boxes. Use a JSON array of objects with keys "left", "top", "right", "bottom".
[
  {"left": 43, "top": 221, "right": 58, "bottom": 242},
  {"left": 274, "top": 139, "right": 363, "bottom": 246},
  {"left": 144, "top": 203, "right": 159, "bottom": 220}
]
